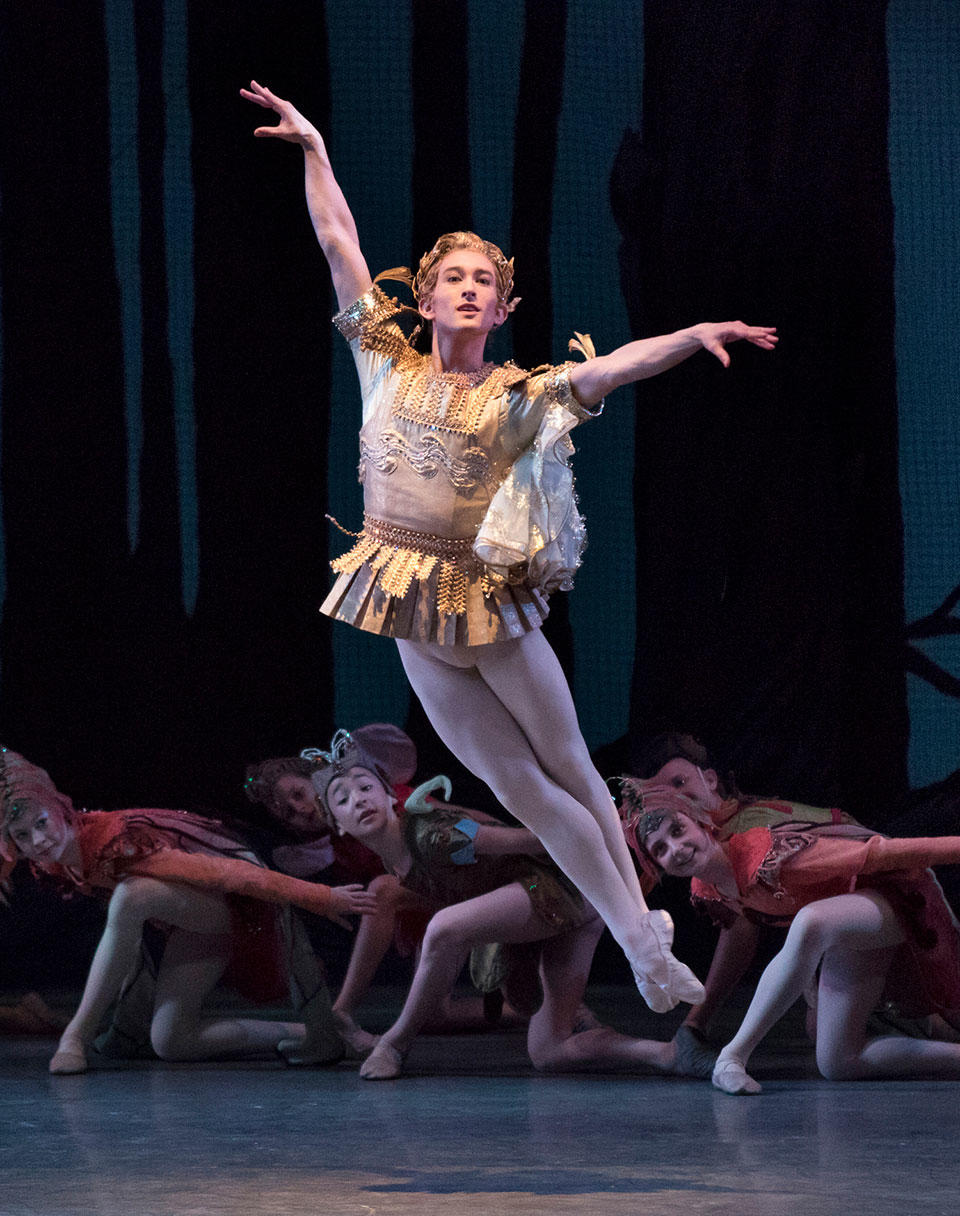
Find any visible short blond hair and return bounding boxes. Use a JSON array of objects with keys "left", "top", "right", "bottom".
[{"left": 413, "top": 232, "right": 518, "bottom": 312}]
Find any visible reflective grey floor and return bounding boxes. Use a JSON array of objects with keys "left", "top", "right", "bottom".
[{"left": 2, "top": 988, "right": 957, "bottom": 1216}]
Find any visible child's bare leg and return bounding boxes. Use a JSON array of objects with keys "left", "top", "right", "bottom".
[
  {"left": 397, "top": 637, "right": 703, "bottom": 1012},
  {"left": 150, "top": 927, "right": 303, "bottom": 1060},
  {"left": 51, "top": 877, "right": 233, "bottom": 1073},
  {"left": 361, "top": 883, "right": 556, "bottom": 1079},
  {"left": 714, "top": 891, "right": 907, "bottom": 1094},
  {"left": 816, "top": 941, "right": 960, "bottom": 1080},
  {"left": 528, "top": 913, "right": 675, "bottom": 1074}
]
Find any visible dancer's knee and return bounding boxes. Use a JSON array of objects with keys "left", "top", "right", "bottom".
[
  {"left": 815, "top": 1041, "right": 863, "bottom": 1081},
  {"left": 420, "top": 907, "right": 471, "bottom": 959},
  {"left": 784, "top": 903, "right": 832, "bottom": 957},
  {"left": 107, "top": 877, "right": 168, "bottom": 928},
  {"left": 150, "top": 1011, "right": 196, "bottom": 1061}
]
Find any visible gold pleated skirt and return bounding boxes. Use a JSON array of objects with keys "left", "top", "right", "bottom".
[{"left": 320, "top": 549, "right": 549, "bottom": 646}]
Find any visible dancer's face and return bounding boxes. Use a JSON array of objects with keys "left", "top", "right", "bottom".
[
  {"left": 326, "top": 766, "right": 395, "bottom": 838},
  {"left": 648, "top": 759, "right": 721, "bottom": 811},
  {"left": 641, "top": 811, "right": 718, "bottom": 878},
  {"left": 6, "top": 800, "right": 74, "bottom": 866},
  {"left": 419, "top": 250, "right": 507, "bottom": 337},
  {"left": 272, "top": 774, "right": 322, "bottom": 834}
]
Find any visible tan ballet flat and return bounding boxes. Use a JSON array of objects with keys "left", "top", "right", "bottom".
[
  {"left": 49, "top": 1044, "right": 88, "bottom": 1075},
  {"left": 712, "top": 1055, "right": 762, "bottom": 1095},
  {"left": 359, "top": 1040, "right": 405, "bottom": 1080}
]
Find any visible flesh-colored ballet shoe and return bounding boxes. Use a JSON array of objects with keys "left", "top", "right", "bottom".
[
  {"left": 332, "top": 1013, "right": 380, "bottom": 1056},
  {"left": 712, "top": 1055, "right": 762, "bottom": 1095},
  {"left": 359, "top": 1040, "right": 406, "bottom": 1081},
  {"left": 49, "top": 1042, "right": 88, "bottom": 1075},
  {"left": 630, "top": 910, "right": 706, "bottom": 1013}
]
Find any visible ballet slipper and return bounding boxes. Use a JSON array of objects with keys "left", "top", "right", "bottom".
[
  {"left": 672, "top": 1025, "right": 719, "bottom": 1079},
  {"left": 277, "top": 1030, "right": 345, "bottom": 1067},
  {"left": 49, "top": 1037, "right": 88, "bottom": 1075},
  {"left": 712, "top": 1054, "right": 762, "bottom": 1095},
  {"left": 359, "top": 1040, "right": 406, "bottom": 1080},
  {"left": 630, "top": 910, "right": 705, "bottom": 1012},
  {"left": 332, "top": 1012, "right": 380, "bottom": 1055}
]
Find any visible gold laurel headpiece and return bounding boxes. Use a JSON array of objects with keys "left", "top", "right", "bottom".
[{"left": 374, "top": 231, "right": 521, "bottom": 314}]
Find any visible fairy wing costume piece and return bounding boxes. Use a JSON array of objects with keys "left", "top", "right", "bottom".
[
  {"left": 322, "top": 285, "right": 600, "bottom": 646},
  {"left": 691, "top": 823, "right": 960, "bottom": 1017}
]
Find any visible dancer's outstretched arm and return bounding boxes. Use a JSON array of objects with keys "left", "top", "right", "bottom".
[
  {"left": 683, "top": 916, "right": 760, "bottom": 1034},
  {"left": 569, "top": 322, "right": 778, "bottom": 408},
  {"left": 241, "top": 80, "right": 372, "bottom": 308}
]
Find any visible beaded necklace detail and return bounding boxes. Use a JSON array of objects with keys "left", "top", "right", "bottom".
[{"left": 390, "top": 360, "right": 527, "bottom": 435}]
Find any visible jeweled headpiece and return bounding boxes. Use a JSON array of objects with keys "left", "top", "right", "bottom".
[
  {"left": 618, "top": 777, "right": 714, "bottom": 880},
  {"left": 303, "top": 725, "right": 418, "bottom": 820},
  {"left": 0, "top": 747, "right": 76, "bottom": 868},
  {"left": 375, "top": 231, "right": 521, "bottom": 314}
]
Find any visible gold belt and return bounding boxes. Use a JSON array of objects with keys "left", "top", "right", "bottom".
[{"left": 363, "top": 516, "right": 478, "bottom": 566}]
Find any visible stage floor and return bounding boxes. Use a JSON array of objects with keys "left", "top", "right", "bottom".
[{"left": 1, "top": 987, "right": 956, "bottom": 1216}]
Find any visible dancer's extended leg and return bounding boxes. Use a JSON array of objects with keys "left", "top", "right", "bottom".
[
  {"left": 50, "top": 877, "right": 303, "bottom": 1073},
  {"left": 397, "top": 636, "right": 703, "bottom": 1011},
  {"left": 476, "top": 632, "right": 645, "bottom": 903},
  {"left": 527, "top": 913, "right": 675, "bottom": 1074},
  {"left": 361, "top": 882, "right": 560, "bottom": 1079},
  {"left": 713, "top": 891, "right": 927, "bottom": 1094},
  {"left": 150, "top": 927, "right": 303, "bottom": 1061}
]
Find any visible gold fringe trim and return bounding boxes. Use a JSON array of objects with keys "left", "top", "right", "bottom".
[{"left": 330, "top": 532, "right": 481, "bottom": 615}]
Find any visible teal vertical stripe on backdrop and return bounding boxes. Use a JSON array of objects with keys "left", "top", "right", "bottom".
[
  {"left": 552, "top": 0, "right": 643, "bottom": 748},
  {"left": 887, "top": 0, "right": 960, "bottom": 784},
  {"left": 326, "top": 0, "right": 414, "bottom": 729},
  {"left": 104, "top": 0, "right": 144, "bottom": 556},
  {"left": 162, "top": 0, "right": 199, "bottom": 615},
  {"left": 467, "top": 0, "right": 523, "bottom": 369}
]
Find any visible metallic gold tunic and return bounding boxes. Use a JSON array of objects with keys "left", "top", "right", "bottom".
[{"left": 322, "top": 286, "right": 600, "bottom": 645}]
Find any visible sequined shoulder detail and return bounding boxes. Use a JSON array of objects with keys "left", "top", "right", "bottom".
[
  {"left": 391, "top": 361, "right": 528, "bottom": 435},
  {"left": 333, "top": 284, "right": 402, "bottom": 340},
  {"left": 541, "top": 362, "right": 602, "bottom": 423},
  {"left": 333, "top": 285, "right": 421, "bottom": 372}
]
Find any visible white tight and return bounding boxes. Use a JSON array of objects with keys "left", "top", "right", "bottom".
[
  {"left": 397, "top": 631, "right": 653, "bottom": 963},
  {"left": 375, "top": 882, "right": 673, "bottom": 1074},
  {"left": 721, "top": 891, "right": 960, "bottom": 1082},
  {"left": 57, "top": 877, "right": 306, "bottom": 1061}
]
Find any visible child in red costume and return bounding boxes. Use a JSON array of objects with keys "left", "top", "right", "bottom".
[
  {"left": 0, "top": 747, "right": 376, "bottom": 1074},
  {"left": 627, "top": 781, "right": 960, "bottom": 1094}
]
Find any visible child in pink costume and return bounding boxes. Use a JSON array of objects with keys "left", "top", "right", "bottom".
[
  {"left": 628, "top": 781, "right": 960, "bottom": 1094},
  {"left": 242, "top": 79, "right": 777, "bottom": 1012},
  {"left": 0, "top": 747, "right": 376, "bottom": 1074}
]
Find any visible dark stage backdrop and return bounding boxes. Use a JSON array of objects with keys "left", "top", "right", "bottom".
[{"left": 0, "top": 2, "right": 957, "bottom": 983}]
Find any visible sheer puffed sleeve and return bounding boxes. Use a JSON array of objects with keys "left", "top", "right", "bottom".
[{"left": 475, "top": 362, "right": 602, "bottom": 594}]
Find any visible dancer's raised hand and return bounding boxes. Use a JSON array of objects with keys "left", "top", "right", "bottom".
[{"left": 240, "top": 80, "right": 323, "bottom": 149}]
